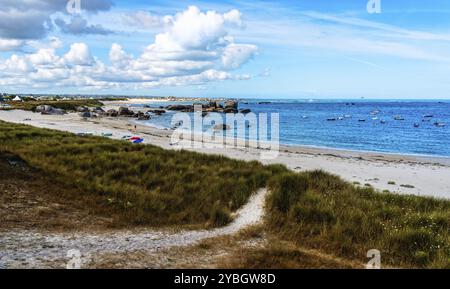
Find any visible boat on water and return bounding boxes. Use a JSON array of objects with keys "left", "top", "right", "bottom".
[
  {"left": 423, "top": 114, "right": 434, "bottom": 118},
  {"left": 434, "top": 122, "right": 446, "bottom": 127},
  {"left": 380, "top": 120, "right": 386, "bottom": 124},
  {"left": 358, "top": 119, "right": 366, "bottom": 122},
  {"left": 394, "top": 115, "right": 405, "bottom": 120},
  {"left": 327, "top": 118, "right": 337, "bottom": 121},
  {"left": 414, "top": 123, "right": 420, "bottom": 128}
]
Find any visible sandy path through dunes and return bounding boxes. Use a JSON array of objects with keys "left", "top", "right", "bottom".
[{"left": 0, "top": 189, "right": 267, "bottom": 268}]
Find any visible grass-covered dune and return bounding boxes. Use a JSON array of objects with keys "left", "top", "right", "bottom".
[
  {"left": 0, "top": 121, "right": 274, "bottom": 227},
  {"left": 0, "top": 120, "right": 448, "bottom": 268},
  {"left": 266, "top": 172, "right": 450, "bottom": 268}
]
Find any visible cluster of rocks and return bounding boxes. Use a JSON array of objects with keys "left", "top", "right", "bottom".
[
  {"left": 35, "top": 105, "right": 66, "bottom": 115},
  {"left": 77, "top": 106, "right": 105, "bottom": 118},
  {"left": 146, "top": 109, "right": 166, "bottom": 115},
  {"left": 99, "top": 106, "right": 158, "bottom": 120},
  {"left": 164, "top": 100, "right": 251, "bottom": 115}
]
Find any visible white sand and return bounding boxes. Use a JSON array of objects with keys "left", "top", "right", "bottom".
[{"left": 1, "top": 108, "right": 450, "bottom": 199}]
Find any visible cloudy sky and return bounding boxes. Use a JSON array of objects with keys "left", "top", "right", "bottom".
[{"left": 1, "top": 0, "right": 450, "bottom": 99}]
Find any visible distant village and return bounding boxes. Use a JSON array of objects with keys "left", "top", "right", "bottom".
[
  {"left": 0, "top": 92, "right": 237, "bottom": 104},
  {"left": 0, "top": 93, "right": 133, "bottom": 103}
]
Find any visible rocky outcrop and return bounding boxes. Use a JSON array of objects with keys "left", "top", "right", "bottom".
[
  {"left": 92, "top": 107, "right": 105, "bottom": 114},
  {"left": 209, "top": 101, "right": 222, "bottom": 109},
  {"left": 225, "top": 100, "right": 238, "bottom": 109},
  {"left": 165, "top": 105, "right": 194, "bottom": 112},
  {"left": 224, "top": 108, "right": 238, "bottom": 114},
  {"left": 129, "top": 111, "right": 149, "bottom": 120},
  {"left": 79, "top": 111, "right": 92, "bottom": 118},
  {"left": 106, "top": 109, "right": 119, "bottom": 117},
  {"left": 76, "top": 106, "right": 90, "bottom": 113},
  {"left": 138, "top": 114, "right": 151, "bottom": 120},
  {"left": 119, "top": 106, "right": 134, "bottom": 116},
  {"left": 164, "top": 100, "right": 249, "bottom": 115},
  {"left": 147, "top": 109, "right": 166, "bottom": 115},
  {"left": 35, "top": 105, "right": 66, "bottom": 115}
]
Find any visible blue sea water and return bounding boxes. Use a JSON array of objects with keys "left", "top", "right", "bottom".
[{"left": 130, "top": 99, "right": 450, "bottom": 157}]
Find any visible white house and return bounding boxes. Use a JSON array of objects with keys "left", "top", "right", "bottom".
[{"left": 12, "top": 96, "right": 22, "bottom": 102}]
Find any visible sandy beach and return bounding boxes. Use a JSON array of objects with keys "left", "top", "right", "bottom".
[{"left": 1, "top": 104, "right": 449, "bottom": 199}]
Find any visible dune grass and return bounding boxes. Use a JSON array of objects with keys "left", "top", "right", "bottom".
[
  {"left": 2, "top": 99, "right": 103, "bottom": 111},
  {"left": 0, "top": 120, "right": 449, "bottom": 268},
  {"left": 266, "top": 171, "right": 450, "bottom": 268},
  {"left": 0, "top": 121, "right": 274, "bottom": 227}
]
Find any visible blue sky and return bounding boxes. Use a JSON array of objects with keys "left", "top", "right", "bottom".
[{"left": 1, "top": 0, "right": 450, "bottom": 99}]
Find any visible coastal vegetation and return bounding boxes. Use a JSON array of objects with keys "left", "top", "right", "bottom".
[
  {"left": 0, "top": 121, "right": 272, "bottom": 227},
  {"left": 0, "top": 121, "right": 448, "bottom": 268},
  {"left": 1, "top": 99, "right": 103, "bottom": 112},
  {"left": 265, "top": 171, "right": 450, "bottom": 268}
]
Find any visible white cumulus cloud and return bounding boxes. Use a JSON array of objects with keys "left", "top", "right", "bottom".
[{"left": 0, "top": 6, "right": 258, "bottom": 91}]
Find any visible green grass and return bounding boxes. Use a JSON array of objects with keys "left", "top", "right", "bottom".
[
  {"left": 0, "top": 120, "right": 449, "bottom": 268},
  {"left": 266, "top": 171, "right": 450, "bottom": 268},
  {"left": 2, "top": 100, "right": 103, "bottom": 112},
  {"left": 0, "top": 121, "right": 275, "bottom": 227}
]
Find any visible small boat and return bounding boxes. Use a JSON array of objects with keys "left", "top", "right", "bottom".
[
  {"left": 370, "top": 110, "right": 380, "bottom": 115},
  {"left": 434, "top": 122, "right": 446, "bottom": 127},
  {"left": 344, "top": 114, "right": 352, "bottom": 118},
  {"left": 394, "top": 116, "right": 405, "bottom": 121},
  {"left": 327, "top": 118, "right": 337, "bottom": 121},
  {"left": 371, "top": 117, "right": 378, "bottom": 120},
  {"left": 337, "top": 116, "right": 344, "bottom": 120},
  {"left": 423, "top": 114, "right": 434, "bottom": 118},
  {"left": 77, "top": 132, "right": 93, "bottom": 136},
  {"left": 301, "top": 115, "right": 308, "bottom": 119},
  {"left": 101, "top": 132, "right": 113, "bottom": 137},
  {"left": 358, "top": 119, "right": 366, "bottom": 122},
  {"left": 130, "top": 136, "right": 142, "bottom": 141},
  {"left": 380, "top": 120, "right": 386, "bottom": 124},
  {"left": 133, "top": 138, "right": 144, "bottom": 143},
  {"left": 414, "top": 123, "right": 420, "bottom": 128}
]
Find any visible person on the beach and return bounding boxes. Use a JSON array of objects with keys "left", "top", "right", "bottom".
[{"left": 134, "top": 125, "right": 137, "bottom": 133}]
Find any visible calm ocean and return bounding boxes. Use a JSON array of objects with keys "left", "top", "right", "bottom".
[{"left": 130, "top": 99, "right": 450, "bottom": 157}]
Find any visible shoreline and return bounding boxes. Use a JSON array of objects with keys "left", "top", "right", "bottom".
[
  {"left": 1, "top": 108, "right": 450, "bottom": 199},
  {"left": 106, "top": 100, "right": 450, "bottom": 162},
  {"left": 135, "top": 118, "right": 450, "bottom": 164}
]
